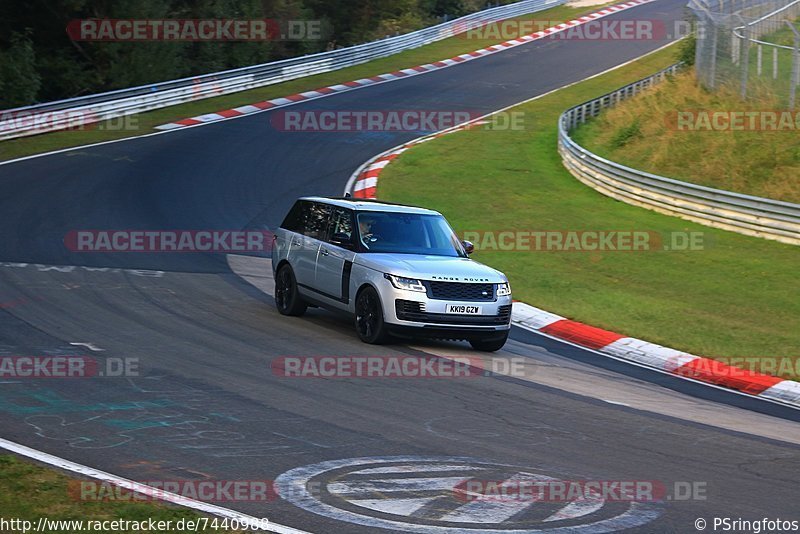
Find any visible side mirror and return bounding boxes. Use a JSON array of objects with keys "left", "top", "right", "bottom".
[
  {"left": 331, "top": 232, "right": 354, "bottom": 249},
  {"left": 462, "top": 240, "right": 475, "bottom": 255}
]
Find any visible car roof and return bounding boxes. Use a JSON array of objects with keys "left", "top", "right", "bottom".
[{"left": 301, "top": 196, "right": 441, "bottom": 216}]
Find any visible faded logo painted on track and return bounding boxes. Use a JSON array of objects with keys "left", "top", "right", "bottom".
[{"left": 274, "top": 456, "right": 663, "bottom": 533}]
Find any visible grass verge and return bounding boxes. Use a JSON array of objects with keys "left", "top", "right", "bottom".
[
  {"left": 378, "top": 43, "right": 800, "bottom": 379},
  {"left": 572, "top": 68, "right": 800, "bottom": 203},
  {"left": 0, "top": 2, "right": 615, "bottom": 162},
  {"left": 0, "top": 455, "right": 244, "bottom": 533}
]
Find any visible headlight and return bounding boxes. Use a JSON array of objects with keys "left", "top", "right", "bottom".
[
  {"left": 384, "top": 274, "right": 427, "bottom": 292},
  {"left": 496, "top": 282, "right": 511, "bottom": 297}
]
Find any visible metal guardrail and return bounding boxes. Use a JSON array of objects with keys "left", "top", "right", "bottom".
[
  {"left": 558, "top": 63, "right": 800, "bottom": 245},
  {"left": 0, "top": 0, "right": 562, "bottom": 141}
]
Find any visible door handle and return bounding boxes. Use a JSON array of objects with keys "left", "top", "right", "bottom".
[{"left": 320, "top": 248, "right": 330, "bottom": 257}]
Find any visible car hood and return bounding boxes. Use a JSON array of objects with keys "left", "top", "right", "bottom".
[{"left": 355, "top": 253, "right": 507, "bottom": 283}]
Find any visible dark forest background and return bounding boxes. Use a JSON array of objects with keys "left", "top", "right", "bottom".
[{"left": 0, "top": 0, "right": 512, "bottom": 108}]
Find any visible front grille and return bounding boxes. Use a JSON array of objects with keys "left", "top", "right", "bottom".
[
  {"left": 395, "top": 299, "right": 510, "bottom": 325},
  {"left": 426, "top": 281, "right": 494, "bottom": 301}
]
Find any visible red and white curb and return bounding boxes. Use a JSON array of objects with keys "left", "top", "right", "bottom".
[
  {"left": 348, "top": 114, "right": 494, "bottom": 198},
  {"left": 512, "top": 302, "right": 800, "bottom": 406},
  {"left": 344, "top": 123, "right": 800, "bottom": 411},
  {"left": 155, "top": 0, "right": 655, "bottom": 131}
]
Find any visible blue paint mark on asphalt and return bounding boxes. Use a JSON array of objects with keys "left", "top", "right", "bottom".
[{"left": 0, "top": 388, "right": 172, "bottom": 415}]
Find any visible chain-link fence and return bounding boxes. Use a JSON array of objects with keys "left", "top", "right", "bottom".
[{"left": 690, "top": 0, "right": 800, "bottom": 106}]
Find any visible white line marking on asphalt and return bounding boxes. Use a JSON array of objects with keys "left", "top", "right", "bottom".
[
  {"left": 329, "top": 476, "right": 471, "bottom": 495},
  {"left": 354, "top": 464, "right": 481, "bottom": 474},
  {"left": 603, "top": 399, "right": 631, "bottom": 407},
  {"left": 440, "top": 473, "right": 541, "bottom": 524},
  {"left": 0, "top": 437, "right": 310, "bottom": 534},
  {"left": 275, "top": 455, "right": 663, "bottom": 534},
  {"left": 69, "top": 342, "right": 105, "bottom": 352},
  {"left": 349, "top": 497, "right": 437, "bottom": 516},
  {"left": 543, "top": 494, "right": 605, "bottom": 522}
]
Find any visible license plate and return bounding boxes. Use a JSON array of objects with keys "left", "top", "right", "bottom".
[{"left": 445, "top": 304, "right": 482, "bottom": 315}]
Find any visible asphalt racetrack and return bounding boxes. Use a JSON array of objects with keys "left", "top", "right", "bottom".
[{"left": 1, "top": 0, "right": 798, "bottom": 532}]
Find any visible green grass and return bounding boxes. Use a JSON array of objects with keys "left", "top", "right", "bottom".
[
  {"left": 378, "top": 44, "right": 800, "bottom": 379},
  {"left": 0, "top": 2, "right": 614, "bottom": 162},
  {"left": 575, "top": 18, "right": 800, "bottom": 203},
  {"left": 0, "top": 455, "right": 245, "bottom": 533},
  {"left": 758, "top": 18, "right": 800, "bottom": 47},
  {"left": 571, "top": 69, "right": 800, "bottom": 203}
]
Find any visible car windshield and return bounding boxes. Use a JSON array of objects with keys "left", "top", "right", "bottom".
[{"left": 356, "top": 211, "right": 465, "bottom": 257}]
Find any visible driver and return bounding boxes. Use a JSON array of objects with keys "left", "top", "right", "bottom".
[{"left": 359, "top": 214, "right": 379, "bottom": 247}]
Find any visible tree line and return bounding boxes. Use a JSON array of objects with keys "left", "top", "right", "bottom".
[{"left": 0, "top": 0, "right": 509, "bottom": 108}]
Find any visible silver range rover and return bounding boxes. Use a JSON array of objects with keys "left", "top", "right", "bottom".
[{"left": 271, "top": 197, "right": 512, "bottom": 351}]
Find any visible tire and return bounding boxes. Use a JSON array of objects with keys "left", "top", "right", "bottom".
[
  {"left": 274, "top": 264, "right": 307, "bottom": 316},
  {"left": 469, "top": 332, "right": 509, "bottom": 352},
  {"left": 354, "top": 286, "right": 390, "bottom": 344}
]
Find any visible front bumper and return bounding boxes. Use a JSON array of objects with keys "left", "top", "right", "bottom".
[{"left": 378, "top": 281, "right": 512, "bottom": 339}]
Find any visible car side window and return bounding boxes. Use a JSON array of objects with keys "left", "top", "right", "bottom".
[
  {"left": 327, "top": 207, "right": 356, "bottom": 248},
  {"left": 280, "top": 201, "right": 331, "bottom": 239},
  {"left": 303, "top": 202, "right": 332, "bottom": 240},
  {"left": 280, "top": 201, "right": 306, "bottom": 233}
]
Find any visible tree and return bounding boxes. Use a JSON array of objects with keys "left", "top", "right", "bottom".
[{"left": 0, "top": 31, "right": 41, "bottom": 108}]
